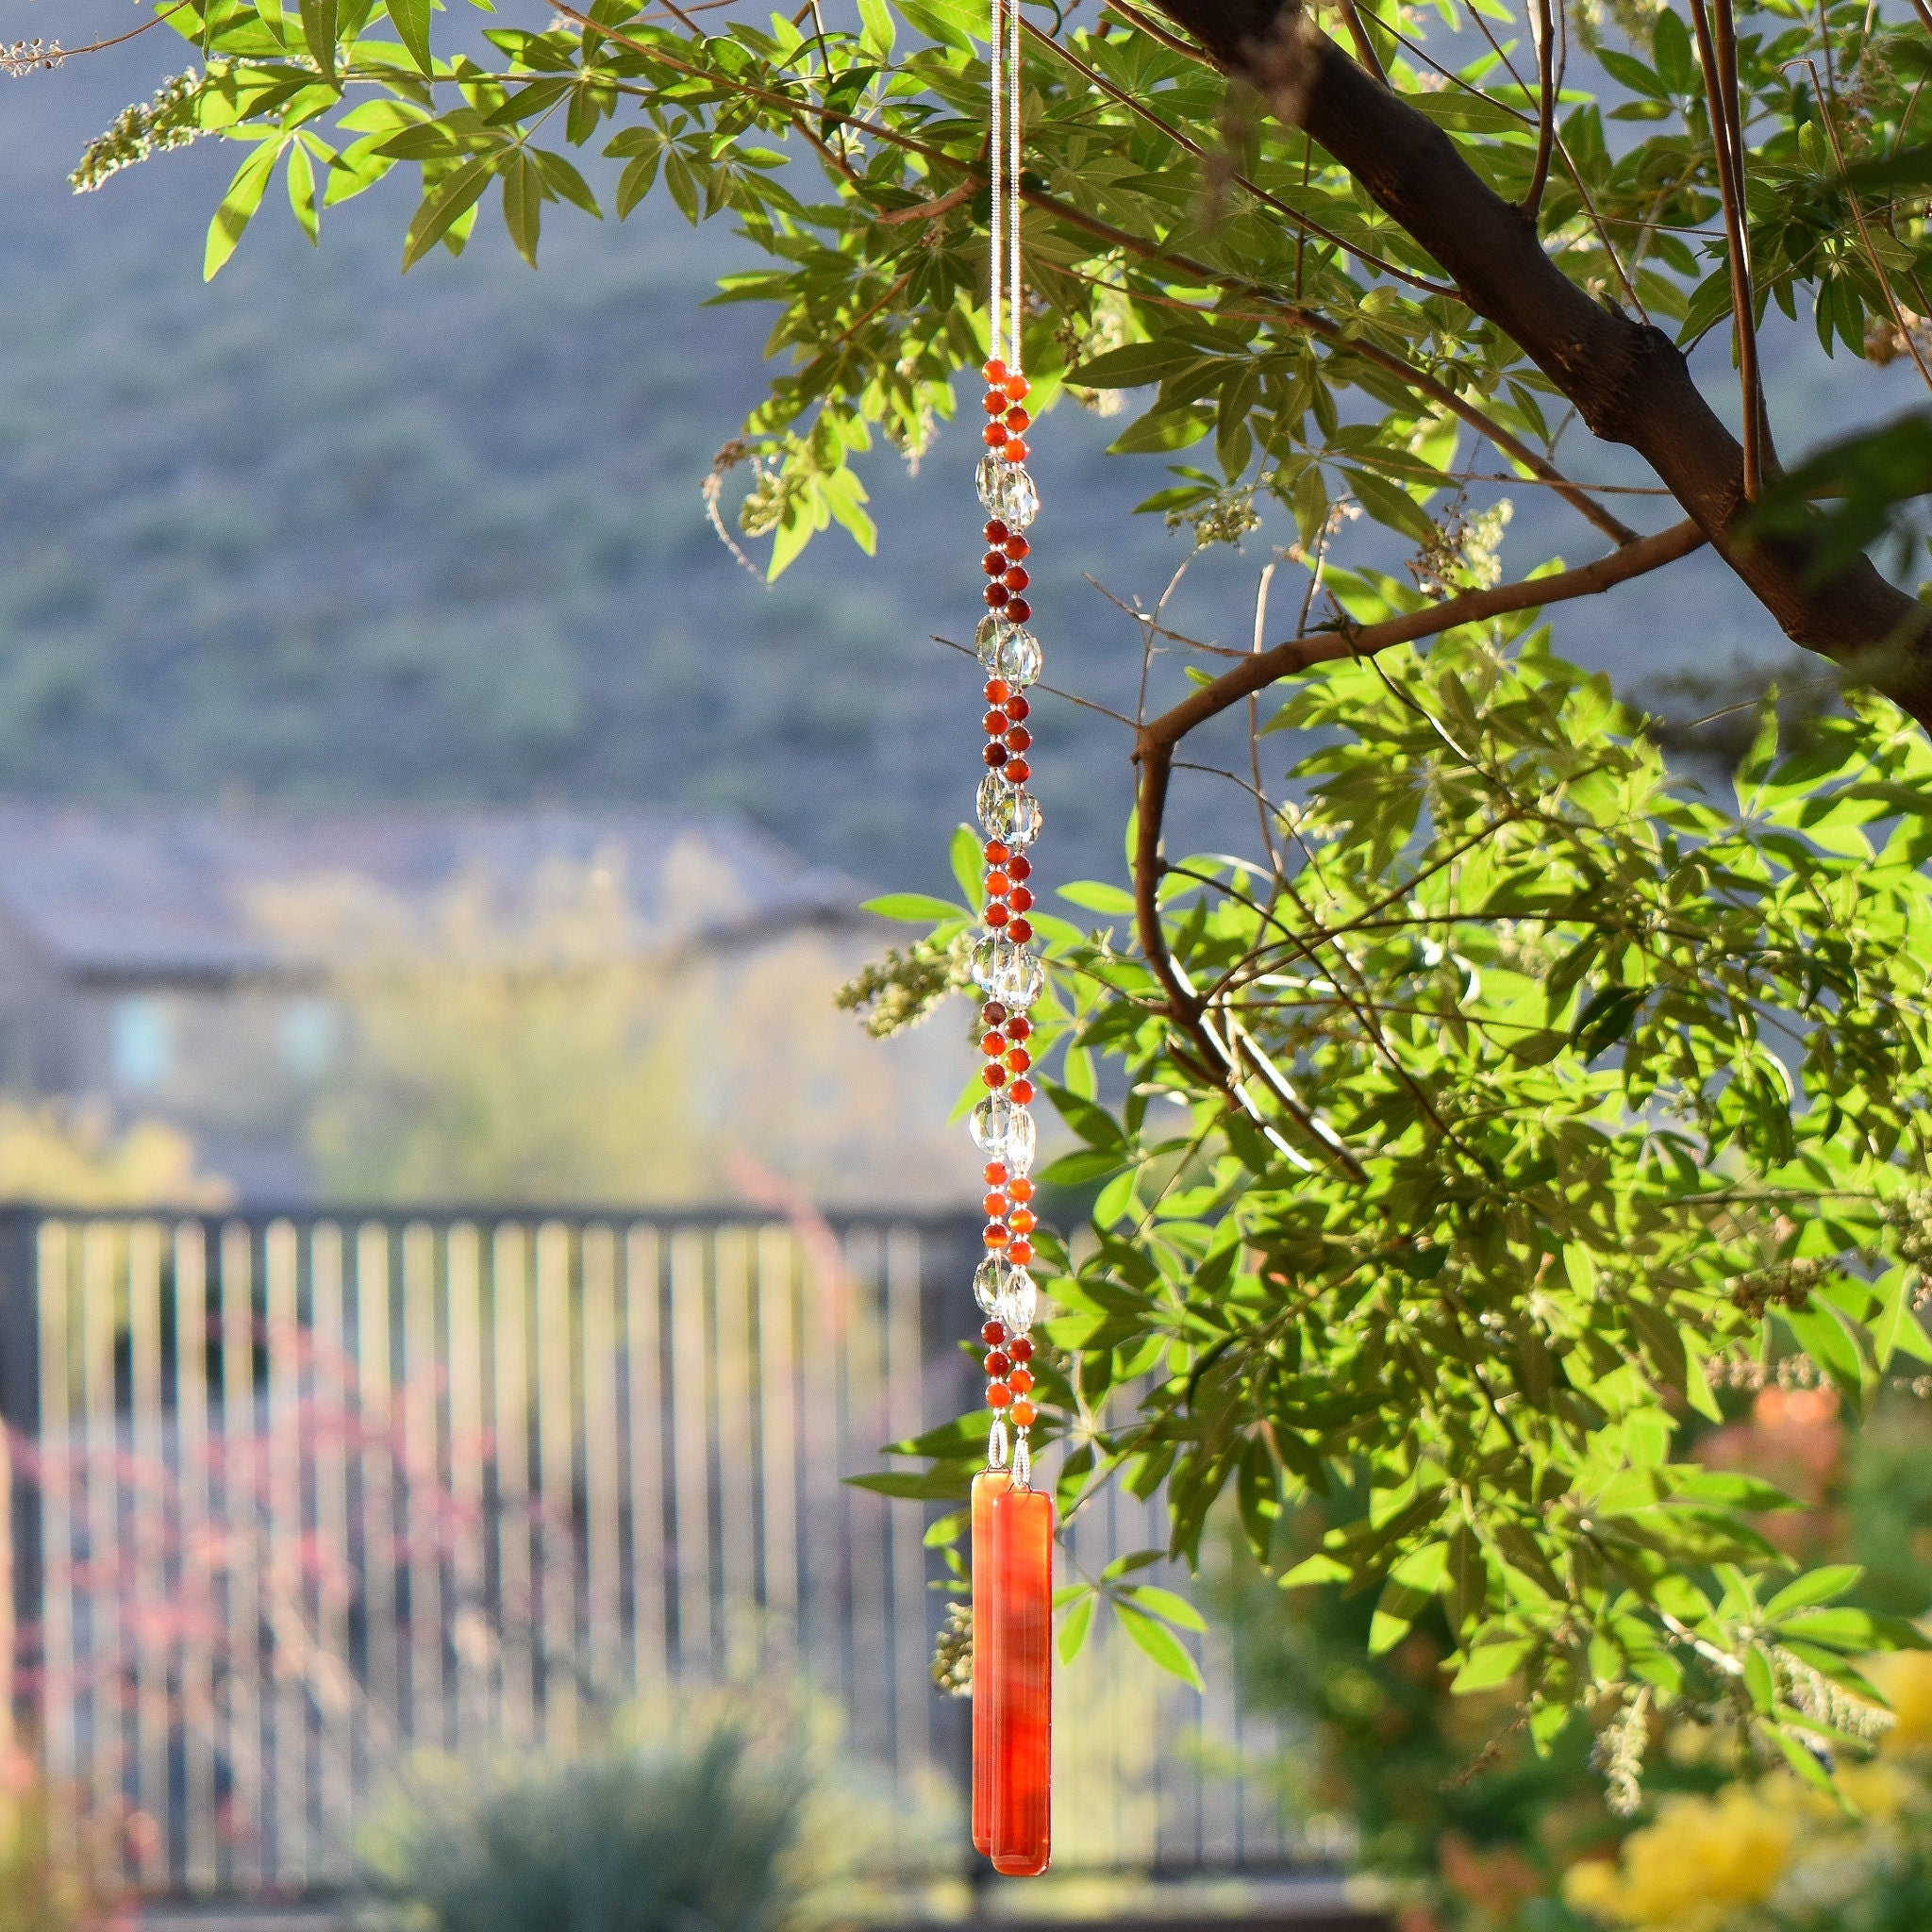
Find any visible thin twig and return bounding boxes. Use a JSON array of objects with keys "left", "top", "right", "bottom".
[{"left": 1523, "top": 0, "right": 1557, "bottom": 218}]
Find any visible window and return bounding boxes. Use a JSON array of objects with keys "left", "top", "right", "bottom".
[{"left": 110, "top": 996, "right": 173, "bottom": 1091}]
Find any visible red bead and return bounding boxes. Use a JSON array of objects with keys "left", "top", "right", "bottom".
[
  {"left": 984, "top": 1193, "right": 1009, "bottom": 1220},
  {"left": 1008, "top": 1366, "right": 1033, "bottom": 1393},
  {"left": 1009, "top": 1204, "right": 1036, "bottom": 1231},
  {"left": 983, "top": 358, "right": 1009, "bottom": 384},
  {"left": 986, "top": 1381, "right": 1012, "bottom": 1408},
  {"left": 1008, "top": 1238, "right": 1035, "bottom": 1265},
  {"left": 1008, "top": 855, "right": 1031, "bottom": 880},
  {"left": 1006, "top": 694, "right": 1030, "bottom": 722},
  {"left": 985, "top": 583, "right": 1009, "bottom": 608},
  {"left": 984, "top": 1214, "right": 1009, "bottom": 1240},
  {"left": 1007, "top": 1048, "right": 1031, "bottom": 1074},
  {"left": 1005, "top": 406, "right": 1031, "bottom": 433},
  {"left": 985, "top": 1349, "right": 1010, "bottom": 1376},
  {"left": 1009, "top": 886, "right": 1033, "bottom": 911},
  {"left": 984, "top": 1064, "right": 1008, "bottom": 1089},
  {"left": 984, "top": 744, "right": 1008, "bottom": 769},
  {"left": 1006, "top": 597, "right": 1031, "bottom": 623},
  {"left": 1005, "top": 439, "right": 1028, "bottom": 462},
  {"left": 982, "top": 1321, "right": 1007, "bottom": 1346},
  {"left": 1007, "top": 1019, "right": 1031, "bottom": 1044},
  {"left": 983, "top": 391, "right": 1008, "bottom": 416},
  {"left": 985, "top": 869, "right": 1010, "bottom": 896},
  {"left": 1004, "top": 759, "right": 1030, "bottom": 785},
  {"left": 1008, "top": 1334, "right": 1033, "bottom": 1360},
  {"left": 1008, "top": 915, "right": 1033, "bottom": 942},
  {"left": 983, "top": 423, "right": 1008, "bottom": 447},
  {"left": 985, "top": 897, "right": 1009, "bottom": 922},
  {"left": 985, "top": 520, "right": 1010, "bottom": 546},
  {"left": 1009, "top": 1079, "right": 1035, "bottom": 1107},
  {"left": 1009, "top": 1399, "right": 1037, "bottom": 1428},
  {"left": 1004, "top": 534, "right": 1030, "bottom": 561},
  {"left": 1003, "top": 373, "right": 1030, "bottom": 402},
  {"left": 985, "top": 680, "right": 1011, "bottom": 706},
  {"left": 981, "top": 1033, "right": 1006, "bottom": 1058},
  {"left": 1005, "top": 725, "right": 1031, "bottom": 752},
  {"left": 985, "top": 841, "right": 1010, "bottom": 865},
  {"left": 984, "top": 551, "right": 1008, "bottom": 578},
  {"left": 1004, "top": 565, "right": 1029, "bottom": 592},
  {"left": 985, "top": 708, "right": 1008, "bottom": 736}
]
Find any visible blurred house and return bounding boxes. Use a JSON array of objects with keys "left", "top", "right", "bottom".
[{"left": 0, "top": 804, "right": 973, "bottom": 1204}]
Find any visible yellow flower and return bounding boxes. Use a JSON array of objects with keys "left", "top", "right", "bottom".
[
  {"left": 1562, "top": 1787, "right": 1794, "bottom": 1932},
  {"left": 1865, "top": 1647, "right": 1932, "bottom": 1756},
  {"left": 1834, "top": 1758, "right": 1916, "bottom": 1822}
]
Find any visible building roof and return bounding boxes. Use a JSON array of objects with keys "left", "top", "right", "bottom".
[{"left": 0, "top": 804, "right": 858, "bottom": 984}]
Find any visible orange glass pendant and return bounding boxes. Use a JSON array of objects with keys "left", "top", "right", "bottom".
[
  {"left": 970, "top": 1468, "right": 1011, "bottom": 1855},
  {"left": 989, "top": 1482, "right": 1053, "bottom": 1874}
]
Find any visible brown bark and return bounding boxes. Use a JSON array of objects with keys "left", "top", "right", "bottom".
[{"left": 1142, "top": 0, "right": 1932, "bottom": 730}]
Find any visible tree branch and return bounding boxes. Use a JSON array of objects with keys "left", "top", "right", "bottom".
[{"left": 1138, "top": 0, "right": 1932, "bottom": 728}]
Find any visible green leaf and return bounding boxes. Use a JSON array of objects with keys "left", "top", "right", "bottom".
[
  {"left": 1058, "top": 1590, "right": 1095, "bottom": 1664},
  {"left": 1121, "top": 1584, "right": 1208, "bottom": 1633},
  {"left": 863, "top": 892, "right": 965, "bottom": 924},
  {"left": 299, "top": 0, "right": 340, "bottom": 80},
  {"left": 402, "top": 157, "right": 497, "bottom": 271},
  {"left": 501, "top": 148, "right": 543, "bottom": 268},
  {"left": 204, "top": 139, "right": 282, "bottom": 280},
  {"left": 1763, "top": 1565, "right": 1863, "bottom": 1621},
  {"left": 1113, "top": 1601, "right": 1204, "bottom": 1690},
  {"left": 388, "top": 0, "right": 434, "bottom": 73},
  {"left": 1058, "top": 880, "right": 1137, "bottom": 916}
]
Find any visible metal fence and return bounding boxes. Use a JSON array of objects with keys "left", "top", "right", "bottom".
[{"left": 0, "top": 1206, "right": 1287, "bottom": 1895}]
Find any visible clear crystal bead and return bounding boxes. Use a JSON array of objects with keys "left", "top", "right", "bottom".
[
  {"left": 974, "top": 1255, "right": 1015, "bottom": 1314},
  {"left": 1004, "top": 790, "right": 1042, "bottom": 848},
  {"left": 970, "top": 1094, "right": 1036, "bottom": 1171},
  {"left": 970, "top": 933, "right": 1014, "bottom": 991},
  {"left": 997, "top": 1269, "right": 1037, "bottom": 1335},
  {"left": 975, "top": 458, "right": 1039, "bottom": 530},
  {"left": 977, "top": 774, "right": 1017, "bottom": 840},
  {"left": 996, "top": 626, "right": 1041, "bottom": 687},
  {"left": 994, "top": 944, "right": 1045, "bottom": 1008},
  {"left": 974, "top": 613, "right": 1009, "bottom": 669}
]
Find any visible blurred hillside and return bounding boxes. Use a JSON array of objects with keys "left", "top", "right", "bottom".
[{"left": 0, "top": 6, "right": 1924, "bottom": 902}]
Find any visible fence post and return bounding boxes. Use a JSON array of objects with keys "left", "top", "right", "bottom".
[{"left": 0, "top": 1207, "right": 40, "bottom": 1756}]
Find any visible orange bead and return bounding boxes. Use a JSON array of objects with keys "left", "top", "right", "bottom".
[
  {"left": 1004, "top": 565, "right": 1029, "bottom": 591},
  {"left": 985, "top": 709, "right": 1009, "bottom": 737},
  {"left": 984, "top": 1193, "right": 1008, "bottom": 1221},
  {"left": 1007, "top": 1048, "right": 1031, "bottom": 1074},
  {"left": 984, "top": 1215, "right": 1009, "bottom": 1241},
  {"left": 985, "top": 520, "right": 1010, "bottom": 546},
  {"left": 1007, "top": 597, "right": 1031, "bottom": 623},
  {"left": 985, "top": 745, "right": 1008, "bottom": 771},
  {"left": 981, "top": 1033, "right": 1006, "bottom": 1057},
  {"left": 1006, "top": 725, "right": 1031, "bottom": 752},
  {"left": 985, "top": 869, "right": 1010, "bottom": 896},
  {"left": 1008, "top": 1335, "right": 1033, "bottom": 1361},
  {"left": 985, "top": 680, "right": 1010, "bottom": 706},
  {"left": 986, "top": 583, "right": 1009, "bottom": 608},
  {"left": 1005, "top": 759, "right": 1030, "bottom": 785},
  {"left": 984, "top": 1062, "right": 1008, "bottom": 1086},
  {"left": 1009, "top": 1399, "right": 1037, "bottom": 1428},
  {"left": 1008, "top": 1237, "right": 1034, "bottom": 1264},
  {"left": 1008, "top": 1367, "right": 1033, "bottom": 1393},
  {"left": 983, "top": 550, "right": 1008, "bottom": 578},
  {"left": 985, "top": 1349, "right": 1010, "bottom": 1376},
  {"left": 987, "top": 1381, "right": 1012, "bottom": 1408},
  {"left": 984, "top": 841, "right": 1010, "bottom": 865},
  {"left": 1005, "top": 406, "right": 1031, "bottom": 433},
  {"left": 1006, "top": 693, "right": 1030, "bottom": 721},
  {"left": 1005, "top": 533, "right": 1030, "bottom": 561},
  {"left": 983, "top": 357, "right": 1009, "bottom": 384},
  {"left": 984, "top": 1158, "right": 1008, "bottom": 1185},
  {"left": 983, "top": 391, "right": 1008, "bottom": 416},
  {"left": 985, "top": 899, "right": 1009, "bottom": 924},
  {"left": 1008, "top": 1173, "right": 1034, "bottom": 1197},
  {"left": 1008, "top": 917, "right": 1033, "bottom": 942},
  {"left": 1008, "top": 855, "right": 1031, "bottom": 880},
  {"left": 1008, "top": 1205, "right": 1036, "bottom": 1231},
  {"left": 1005, "top": 438, "right": 1028, "bottom": 462},
  {"left": 1009, "top": 1080, "right": 1035, "bottom": 1107},
  {"left": 1009, "top": 887, "right": 1033, "bottom": 912},
  {"left": 983, "top": 421, "right": 1008, "bottom": 446},
  {"left": 1003, "top": 373, "right": 1030, "bottom": 402},
  {"left": 982, "top": 1319, "right": 1007, "bottom": 1343}
]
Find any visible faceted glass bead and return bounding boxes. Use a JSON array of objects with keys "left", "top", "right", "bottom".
[
  {"left": 1005, "top": 790, "right": 1042, "bottom": 848},
  {"left": 970, "top": 932, "right": 1015, "bottom": 991},
  {"left": 975, "top": 613, "right": 1010, "bottom": 669},
  {"left": 996, "top": 628, "right": 1042, "bottom": 688},
  {"left": 976, "top": 457, "right": 1039, "bottom": 530},
  {"left": 993, "top": 944, "right": 1045, "bottom": 1008},
  {"left": 971, "top": 1094, "right": 1036, "bottom": 1171},
  {"left": 996, "top": 1268, "right": 1037, "bottom": 1334},
  {"left": 978, "top": 776, "right": 1023, "bottom": 841},
  {"left": 975, "top": 1253, "right": 1019, "bottom": 1313}
]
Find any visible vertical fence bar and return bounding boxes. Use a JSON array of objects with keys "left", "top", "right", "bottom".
[
  {"left": 354, "top": 1223, "right": 397, "bottom": 1809},
  {"left": 580, "top": 1225, "right": 621, "bottom": 1698},
  {"left": 79, "top": 1223, "right": 123, "bottom": 1876},
  {"left": 754, "top": 1227, "right": 799, "bottom": 1651},
  {"left": 490, "top": 1224, "right": 535, "bottom": 1746},
  {"left": 884, "top": 1227, "right": 931, "bottom": 1795},
  {"left": 713, "top": 1227, "right": 758, "bottom": 1674},
  {"left": 444, "top": 1224, "right": 487, "bottom": 1752},
  {"left": 533, "top": 1222, "right": 576, "bottom": 1747},
  {"left": 126, "top": 1223, "right": 168, "bottom": 1889},
  {"left": 219, "top": 1221, "right": 263, "bottom": 1889},
  {"left": 35, "top": 1224, "right": 75, "bottom": 1870},
  {"left": 173, "top": 1222, "right": 216, "bottom": 1893},
  {"left": 623, "top": 1227, "right": 665, "bottom": 1692},
  {"left": 841, "top": 1227, "right": 890, "bottom": 1765},
  {"left": 667, "top": 1229, "right": 712, "bottom": 1677},
  {"left": 401, "top": 1222, "right": 444, "bottom": 1754},
  {"left": 308, "top": 1220, "right": 353, "bottom": 1874},
  {"left": 264, "top": 1220, "right": 308, "bottom": 1889}
]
